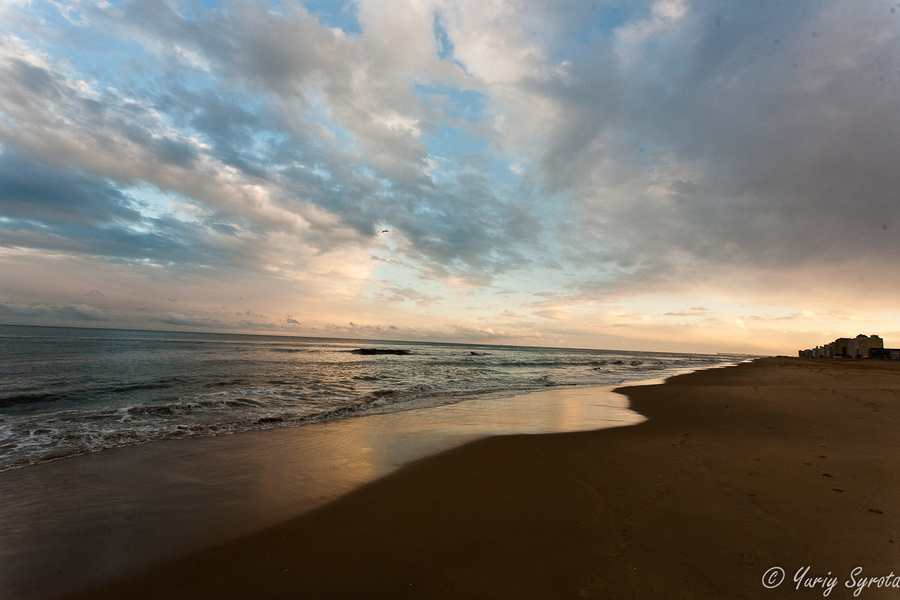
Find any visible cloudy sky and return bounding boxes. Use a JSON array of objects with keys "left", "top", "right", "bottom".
[{"left": 1, "top": 0, "right": 898, "bottom": 354}]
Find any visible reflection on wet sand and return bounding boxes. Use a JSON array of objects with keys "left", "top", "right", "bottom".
[{"left": 0, "top": 385, "right": 643, "bottom": 600}]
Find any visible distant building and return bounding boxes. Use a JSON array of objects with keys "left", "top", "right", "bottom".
[
  {"left": 799, "top": 334, "right": 887, "bottom": 359},
  {"left": 849, "top": 334, "right": 883, "bottom": 358},
  {"left": 832, "top": 338, "right": 850, "bottom": 358},
  {"left": 869, "top": 348, "right": 900, "bottom": 360}
]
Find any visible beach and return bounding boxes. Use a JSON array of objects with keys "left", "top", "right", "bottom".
[
  {"left": 1, "top": 327, "right": 739, "bottom": 599},
  {"left": 38, "top": 358, "right": 900, "bottom": 597},
  {"left": 0, "top": 383, "right": 646, "bottom": 599}
]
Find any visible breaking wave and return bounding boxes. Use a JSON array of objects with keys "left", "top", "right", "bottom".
[{"left": 0, "top": 326, "right": 748, "bottom": 471}]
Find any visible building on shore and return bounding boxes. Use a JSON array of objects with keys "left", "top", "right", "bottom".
[
  {"left": 849, "top": 334, "right": 883, "bottom": 358},
  {"left": 832, "top": 338, "right": 850, "bottom": 358},
  {"left": 799, "top": 334, "right": 887, "bottom": 359}
]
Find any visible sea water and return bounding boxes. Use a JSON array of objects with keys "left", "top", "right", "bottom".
[
  {"left": 1, "top": 324, "right": 750, "bottom": 599},
  {"left": 0, "top": 324, "right": 745, "bottom": 472}
]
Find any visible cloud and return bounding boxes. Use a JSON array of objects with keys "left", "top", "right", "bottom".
[
  {"left": 0, "top": 301, "right": 109, "bottom": 322},
  {"left": 0, "top": 149, "right": 141, "bottom": 225},
  {"left": 664, "top": 307, "right": 712, "bottom": 318},
  {"left": 0, "top": 2, "right": 542, "bottom": 281},
  {"left": 0, "top": 31, "right": 314, "bottom": 237},
  {"left": 1, "top": 0, "right": 899, "bottom": 353},
  {"left": 454, "top": 0, "right": 900, "bottom": 297},
  {"left": 376, "top": 284, "right": 444, "bottom": 306},
  {"left": 158, "top": 311, "right": 227, "bottom": 328},
  {"left": 0, "top": 150, "right": 247, "bottom": 270}
]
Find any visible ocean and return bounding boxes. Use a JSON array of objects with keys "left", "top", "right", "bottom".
[{"left": 0, "top": 324, "right": 745, "bottom": 472}]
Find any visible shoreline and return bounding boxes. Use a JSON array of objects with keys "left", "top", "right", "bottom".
[
  {"left": 1, "top": 382, "right": 646, "bottom": 600},
  {"left": 57, "top": 357, "right": 900, "bottom": 599}
]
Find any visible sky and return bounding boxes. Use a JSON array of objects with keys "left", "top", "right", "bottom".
[{"left": 0, "top": 0, "right": 898, "bottom": 355}]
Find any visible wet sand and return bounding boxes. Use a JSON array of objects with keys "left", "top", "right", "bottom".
[
  {"left": 0, "top": 386, "right": 643, "bottom": 600},
  {"left": 54, "top": 358, "right": 900, "bottom": 599}
]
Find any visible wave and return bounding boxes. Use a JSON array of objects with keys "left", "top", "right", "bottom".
[
  {"left": 123, "top": 396, "right": 268, "bottom": 417},
  {"left": 0, "top": 339, "right": 742, "bottom": 472},
  {"left": 0, "top": 382, "right": 450, "bottom": 471},
  {"left": 203, "top": 378, "right": 249, "bottom": 388},
  {"left": 0, "top": 393, "right": 65, "bottom": 408},
  {"left": 424, "top": 352, "right": 704, "bottom": 367},
  {"left": 1, "top": 378, "right": 187, "bottom": 409},
  {"left": 348, "top": 348, "right": 412, "bottom": 355},
  {"left": 107, "top": 378, "right": 184, "bottom": 394}
]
